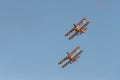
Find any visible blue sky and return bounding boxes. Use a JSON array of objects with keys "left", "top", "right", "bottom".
[{"left": 0, "top": 0, "right": 120, "bottom": 80}]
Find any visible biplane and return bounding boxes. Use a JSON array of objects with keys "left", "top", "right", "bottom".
[
  {"left": 65, "top": 17, "right": 90, "bottom": 40},
  {"left": 58, "top": 46, "right": 83, "bottom": 68}
]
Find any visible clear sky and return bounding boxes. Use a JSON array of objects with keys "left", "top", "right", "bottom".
[{"left": 0, "top": 0, "right": 120, "bottom": 80}]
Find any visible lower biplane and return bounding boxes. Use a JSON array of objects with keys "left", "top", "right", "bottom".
[
  {"left": 58, "top": 46, "right": 83, "bottom": 68},
  {"left": 65, "top": 17, "right": 90, "bottom": 40}
]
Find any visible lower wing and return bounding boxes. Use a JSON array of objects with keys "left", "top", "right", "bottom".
[
  {"left": 68, "top": 32, "right": 78, "bottom": 40},
  {"left": 62, "top": 60, "right": 71, "bottom": 68}
]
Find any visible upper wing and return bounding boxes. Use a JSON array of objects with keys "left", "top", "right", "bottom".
[
  {"left": 58, "top": 56, "right": 68, "bottom": 65},
  {"left": 76, "top": 17, "right": 87, "bottom": 27},
  {"left": 65, "top": 27, "right": 75, "bottom": 37},
  {"left": 73, "top": 50, "right": 83, "bottom": 59},
  {"left": 61, "top": 60, "right": 71, "bottom": 68},
  {"left": 81, "top": 21, "right": 90, "bottom": 29},
  {"left": 70, "top": 46, "right": 80, "bottom": 55}
]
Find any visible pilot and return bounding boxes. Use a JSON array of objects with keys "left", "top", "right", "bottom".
[
  {"left": 74, "top": 27, "right": 80, "bottom": 32},
  {"left": 68, "top": 54, "right": 74, "bottom": 61}
]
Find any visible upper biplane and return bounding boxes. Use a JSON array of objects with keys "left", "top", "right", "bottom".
[
  {"left": 65, "top": 17, "right": 90, "bottom": 40},
  {"left": 58, "top": 46, "right": 83, "bottom": 68}
]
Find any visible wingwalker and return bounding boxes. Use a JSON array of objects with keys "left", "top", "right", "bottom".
[
  {"left": 58, "top": 46, "right": 83, "bottom": 68},
  {"left": 65, "top": 17, "right": 90, "bottom": 40}
]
